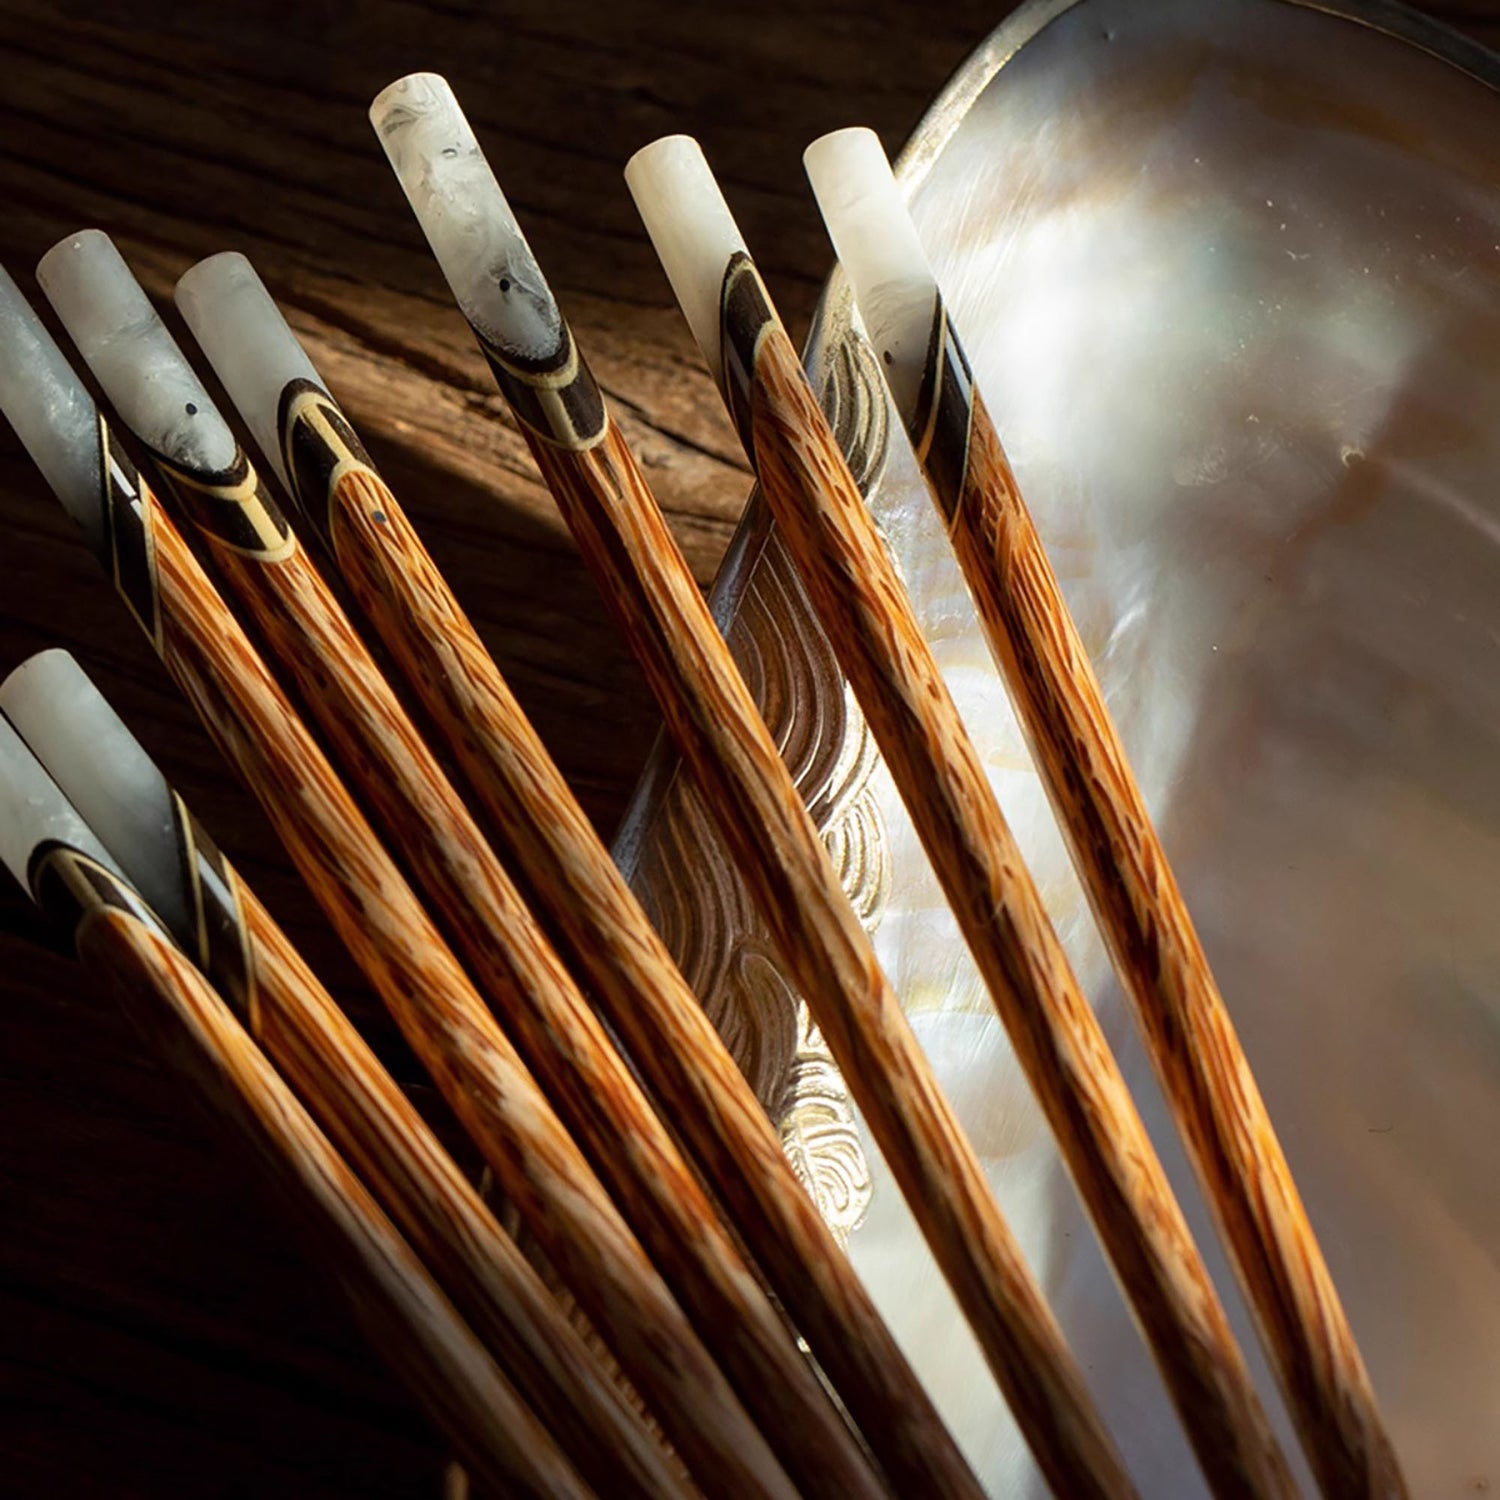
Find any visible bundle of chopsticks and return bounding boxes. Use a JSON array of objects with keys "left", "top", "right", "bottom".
[{"left": 0, "top": 73, "right": 1407, "bottom": 1500}]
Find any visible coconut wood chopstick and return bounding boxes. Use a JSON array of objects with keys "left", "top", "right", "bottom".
[
  {"left": 0, "top": 720, "right": 591, "bottom": 1500},
  {"left": 0, "top": 647, "right": 688, "bottom": 1500},
  {"left": 36, "top": 230, "right": 879, "bottom": 1500},
  {"left": 0, "top": 267, "right": 794, "bottom": 1500},
  {"left": 174, "top": 247, "right": 986, "bottom": 1500},
  {"left": 371, "top": 71, "right": 1135, "bottom": 1500},
  {"left": 805, "top": 127, "right": 1408, "bottom": 1500},
  {"left": 628, "top": 136, "right": 1304, "bottom": 1500}
]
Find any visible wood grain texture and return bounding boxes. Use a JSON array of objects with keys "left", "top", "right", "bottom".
[
  {"left": 525, "top": 413, "right": 1137, "bottom": 1500},
  {"left": 945, "top": 389, "right": 1407, "bottom": 1500},
  {"left": 312, "top": 417, "right": 984, "bottom": 1500},
  {"left": 0, "top": 3, "right": 1489, "bottom": 1490},
  {"left": 738, "top": 302, "right": 1298, "bottom": 1500},
  {"left": 8, "top": 686, "right": 680, "bottom": 1496},
  {"left": 0, "top": 0, "right": 1000, "bottom": 1470},
  {"left": 235, "top": 872, "right": 688, "bottom": 1500},
  {"left": 136, "top": 468, "right": 799, "bottom": 1500},
  {"left": 76, "top": 902, "right": 590, "bottom": 1500},
  {"left": 171, "top": 453, "right": 883, "bottom": 1500}
]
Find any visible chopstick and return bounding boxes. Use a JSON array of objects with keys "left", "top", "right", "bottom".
[
  {"left": 0, "top": 646, "right": 690, "bottom": 1500},
  {"left": 626, "top": 135, "right": 1300, "bottom": 1500},
  {"left": 0, "top": 717, "right": 592, "bottom": 1500},
  {"left": 372, "top": 70, "right": 1135, "bottom": 1500},
  {"left": 804, "top": 127, "right": 1407, "bottom": 1500},
  {"left": 173, "top": 246, "right": 986, "bottom": 1500},
  {"left": 0, "top": 265, "right": 794, "bottom": 1500},
  {"left": 36, "top": 229, "right": 882, "bottom": 1500}
]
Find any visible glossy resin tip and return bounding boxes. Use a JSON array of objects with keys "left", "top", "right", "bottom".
[
  {"left": 1, "top": 650, "right": 188, "bottom": 937},
  {"left": 804, "top": 128, "right": 938, "bottom": 422},
  {"left": 624, "top": 135, "right": 747, "bottom": 389},
  {"left": 177, "top": 252, "right": 323, "bottom": 491},
  {"left": 371, "top": 73, "right": 564, "bottom": 362},
  {"left": 0, "top": 265, "right": 105, "bottom": 541},
  {"left": 0, "top": 710, "right": 118, "bottom": 903},
  {"left": 38, "top": 229, "right": 237, "bottom": 474}
]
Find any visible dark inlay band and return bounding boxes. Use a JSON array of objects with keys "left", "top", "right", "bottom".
[
  {"left": 477, "top": 322, "right": 606, "bottom": 452},
  {"left": 171, "top": 791, "right": 257, "bottom": 1029},
  {"left": 717, "top": 252, "right": 775, "bottom": 460},
  {"left": 278, "top": 379, "right": 375, "bottom": 539},
  {"left": 151, "top": 447, "right": 296, "bottom": 562},
  {"left": 98, "top": 417, "right": 164, "bottom": 653},
  {"left": 28, "top": 841, "right": 157, "bottom": 936},
  {"left": 909, "top": 305, "right": 974, "bottom": 528}
]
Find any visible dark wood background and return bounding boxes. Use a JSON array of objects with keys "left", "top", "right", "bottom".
[{"left": 0, "top": 2, "right": 1493, "bottom": 1494}]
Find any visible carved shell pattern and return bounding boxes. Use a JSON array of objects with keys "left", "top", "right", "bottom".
[{"left": 635, "top": 325, "right": 892, "bottom": 1245}]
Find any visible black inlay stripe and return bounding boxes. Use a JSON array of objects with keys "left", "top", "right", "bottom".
[
  {"left": 169, "top": 792, "right": 256, "bottom": 1029},
  {"left": 151, "top": 448, "right": 295, "bottom": 560},
  {"left": 909, "top": 302, "right": 945, "bottom": 456},
  {"left": 28, "top": 842, "right": 155, "bottom": 936},
  {"left": 478, "top": 321, "right": 606, "bottom": 452},
  {"left": 914, "top": 311, "right": 974, "bottom": 528},
  {"left": 172, "top": 793, "right": 210, "bottom": 969},
  {"left": 99, "top": 418, "right": 163, "bottom": 652},
  {"left": 718, "top": 252, "right": 774, "bottom": 461},
  {"left": 278, "top": 379, "right": 373, "bottom": 540}
]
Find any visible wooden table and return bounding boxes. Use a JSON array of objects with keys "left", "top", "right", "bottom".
[{"left": 0, "top": 2, "right": 1493, "bottom": 1493}]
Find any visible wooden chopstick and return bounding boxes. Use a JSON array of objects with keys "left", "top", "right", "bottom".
[
  {"left": 805, "top": 126, "right": 1407, "bottom": 1500},
  {"left": 174, "top": 246, "right": 987, "bottom": 1500},
  {"left": 625, "top": 135, "right": 1302, "bottom": 1500},
  {"left": 37, "top": 227, "right": 892, "bottom": 1500},
  {"left": 0, "top": 719, "right": 593, "bottom": 1500},
  {"left": 372, "top": 71, "right": 1137, "bottom": 1500},
  {"left": 0, "top": 646, "right": 691, "bottom": 1500},
  {"left": 0, "top": 264, "right": 796, "bottom": 1500}
]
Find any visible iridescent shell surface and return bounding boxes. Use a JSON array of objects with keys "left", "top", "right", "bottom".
[{"left": 619, "top": 1, "right": 1500, "bottom": 1492}]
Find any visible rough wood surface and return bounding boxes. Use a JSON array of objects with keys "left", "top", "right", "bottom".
[{"left": 0, "top": 2, "right": 1491, "bottom": 1494}]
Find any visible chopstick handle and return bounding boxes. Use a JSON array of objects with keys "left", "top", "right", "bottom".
[
  {"left": 34, "top": 219, "right": 863, "bottom": 1496},
  {"left": 0, "top": 644, "right": 681, "bottom": 1497},
  {"left": 736, "top": 302, "right": 1297, "bottom": 1500},
  {"left": 802, "top": 128, "right": 1403, "bottom": 1496},
  {"left": 527, "top": 416, "right": 1137, "bottom": 1500},
  {"left": 167, "top": 460, "right": 878, "bottom": 1500},
  {"left": 76, "top": 900, "right": 592, "bottom": 1500},
  {"left": 951, "top": 390, "right": 1403, "bottom": 1498},
  {"left": 140, "top": 461, "right": 799, "bottom": 1500},
  {"left": 45, "top": 404, "right": 793, "bottom": 1500},
  {"left": 622, "top": 136, "right": 1136, "bottom": 1499},
  {"left": 235, "top": 882, "right": 690, "bottom": 1500},
  {"left": 310, "top": 447, "right": 981, "bottom": 1500}
]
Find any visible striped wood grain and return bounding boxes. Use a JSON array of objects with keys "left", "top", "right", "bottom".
[
  {"left": 287, "top": 403, "right": 985, "bottom": 1500},
  {"left": 5, "top": 701, "right": 685, "bottom": 1497},
  {"left": 84, "top": 430, "right": 796, "bottom": 1500},
  {"left": 733, "top": 293, "right": 1297, "bottom": 1500},
  {"left": 72, "top": 898, "right": 591, "bottom": 1500},
  {"left": 938, "top": 380, "right": 1406, "bottom": 1500},
  {"left": 234, "top": 876, "right": 689, "bottom": 1500},
  {"left": 155, "top": 448, "right": 879, "bottom": 1500},
  {"left": 522, "top": 411, "right": 1138, "bottom": 1500}
]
